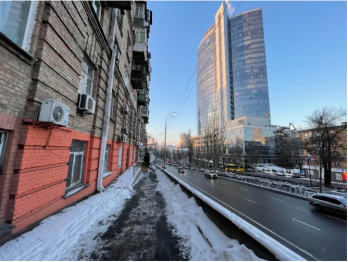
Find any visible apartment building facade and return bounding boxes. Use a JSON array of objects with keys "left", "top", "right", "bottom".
[{"left": 0, "top": 0, "right": 152, "bottom": 242}]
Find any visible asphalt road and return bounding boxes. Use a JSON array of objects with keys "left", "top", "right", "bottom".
[{"left": 164, "top": 165, "right": 347, "bottom": 261}]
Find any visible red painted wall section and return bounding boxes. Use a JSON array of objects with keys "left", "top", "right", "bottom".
[{"left": 9, "top": 125, "right": 138, "bottom": 233}]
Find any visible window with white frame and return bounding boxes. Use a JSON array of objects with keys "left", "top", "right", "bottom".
[
  {"left": 135, "top": 3, "right": 144, "bottom": 18},
  {"left": 134, "top": 27, "right": 146, "bottom": 43},
  {"left": 103, "top": 144, "right": 110, "bottom": 173},
  {"left": 79, "top": 57, "right": 95, "bottom": 96},
  {"left": 66, "top": 140, "right": 86, "bottom": 190},
  {"left": 124, "top": 68, "right": 129, "bottom": 87},
  {"left": 92, "top": 0, "right": 101, "bottom": 20},
  {"left": 118, "top": 145, "right": 123, "bottom": 167},
  {"left": 0, "top": 1, "right": 38, "bottom": 51},
  {"left": 0, "top": 130, "right": 9, "bottom": 174}
]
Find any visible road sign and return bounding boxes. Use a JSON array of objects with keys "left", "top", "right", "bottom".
[
  {"left": 289, "top": 123, "right": 296, "bottom": 132},
  {"left": 308, "top": 158, "right": 311, "bottom": 161}
]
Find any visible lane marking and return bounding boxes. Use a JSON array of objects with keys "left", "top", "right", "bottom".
[
  {"left": 168, "top": 173, "right": 318, "bottom": 260},
  {"left": 244, "top": 198, "right": 255, "bottom": 203},
  {"left": 327, "top": 215, "right": 347, "bottom": 222},
  {"left": 240, "top": 188, "right": 248, "bottom": 191},
  {"left": 269, "top": 197, "right": 285, "bottom": 203},
  {"left": 220, "top": 188, "right": 226, "bottom": 191},
  {"left": 292, "top": 218, "right": 321, "bottom": 231}
]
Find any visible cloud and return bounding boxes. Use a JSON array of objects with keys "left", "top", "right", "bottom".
[{"left": 224, "top": 0, "right": 236, "bottom": 18}]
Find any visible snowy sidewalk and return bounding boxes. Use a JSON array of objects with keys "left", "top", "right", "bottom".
[{"left": 0, "top": 165, "right": 266, "bottom": 261}]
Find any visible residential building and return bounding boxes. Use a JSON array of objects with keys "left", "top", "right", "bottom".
[
  {"left": 196, "top": 2, "right": 271, "bottom": 135},
  {"left": 0, "top": 0, "right": 152, "bottom": 243}
]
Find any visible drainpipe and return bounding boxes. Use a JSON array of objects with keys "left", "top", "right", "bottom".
[{"left": 97, "top": 9, "right": 117, "bottom": 192}]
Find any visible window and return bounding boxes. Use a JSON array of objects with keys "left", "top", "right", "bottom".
[
  {"left": 110, "top": 92, "right": 116, "bottom": 119},
  {"left": 135, "top": 3, "right": 144, "bottom": 18},
  {"left": 134, "top": 27, "right": 146, "bottom": 43},
  {"left": 334, "top": 162, "right": 340, "bottom": 168},
  {"left": 124, "top": 68, "right": 129, "bottom": 87},
  {"left": 118, "top": 145, "right": 123, "bottom": 167},
  {"left": 0, "top": 1, "right": 38, "bottom": 51},
  {"left": 66, "top": 140, "right": 86, "bottom": 190},
  {"left": 92, "top": 0, "right": 101, "bottom": 20},
  {"left": 103, "top": 144, "right": 110, "bottom": 173},
  {"left": 79, "top": 57, "right": 95, "bottom": 96},
  {"left": 0, "top": 130, "right": 9, "bottom": 174}
]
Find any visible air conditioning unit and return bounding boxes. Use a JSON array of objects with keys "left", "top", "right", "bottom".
[
  {"left": 79, "top": 94, "right": 96, "bottom": 114},
  {"left": 123, "top": 105, "right": 129, "bottom": 114},
  {"left": 39, "top": 99, "right": 70, "bottom": 126},
  {"left": 122, "top": 134, "right": 128, "bottom": 143}
]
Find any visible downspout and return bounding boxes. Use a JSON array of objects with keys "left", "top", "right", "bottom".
[{"left": 97, "top": 9, "right": 117, "bottom": 192}]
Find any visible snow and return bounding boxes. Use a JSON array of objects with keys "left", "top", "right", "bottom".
[
  {"left": 155, "top": 168, "right": 264, "bottom": 261},
  {"left": 161, "top": 168, "right": 306, "bottom": 261},
  {"left": 0, "top": 167, "right": 138, "bottom": 261}
]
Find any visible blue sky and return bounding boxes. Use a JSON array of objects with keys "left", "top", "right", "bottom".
[{"left": 147, "top": 1, "right": 347, "bottom": 146}]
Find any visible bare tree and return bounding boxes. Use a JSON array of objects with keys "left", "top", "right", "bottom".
[
  {"left": 303, "top": 106, "right": 347, "bottom": 187},
  {"left": 203, "top": 112, "right": 226, "bottom": 168}
]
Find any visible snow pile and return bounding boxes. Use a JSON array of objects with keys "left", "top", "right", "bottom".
[
  {"left": 161, "top": 168, "right": 306, "bottom": 261},
  {"left": 155, "top": 168, "right": 264, "bottom": 261},
  {"left": 0, "top": 167, "right": 138, "bottom": 261}
]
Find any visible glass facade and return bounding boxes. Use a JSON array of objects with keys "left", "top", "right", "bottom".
[
  {"left": 229, "top": 9, "right": 271, "bottom": 124},
  {"left": 197, "top": 24, "right": 217, "bottom": 135}
]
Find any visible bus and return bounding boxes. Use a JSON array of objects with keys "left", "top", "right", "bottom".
[{"left": 225, "top": 164, "right": 245, "bottom": 172}]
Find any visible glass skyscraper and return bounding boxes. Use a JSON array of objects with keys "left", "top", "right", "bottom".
[
  {"left": 196, "top": 3, "right": 271, "bottom": 135},
  {"left": 197, "top": 24, "right": 217, "bottom": 135}
]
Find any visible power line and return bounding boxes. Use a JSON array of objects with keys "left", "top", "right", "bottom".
[
  {"left": 167, "top": 1, "right": 243, "bottom": 131},
  {"left": 165, "top": 2, "right": 230, "bottom": 128}
]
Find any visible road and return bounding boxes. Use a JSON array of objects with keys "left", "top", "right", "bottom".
[{"left": 163, "top": 165, "right": 347, "bottom": 261}]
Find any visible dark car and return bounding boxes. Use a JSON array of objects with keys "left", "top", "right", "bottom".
[
  {"left": 178, "top": 169, "right": 185, "bottom": 173},
  {"left": 309, "top": 193, "right": 347, "bottom": 215}
]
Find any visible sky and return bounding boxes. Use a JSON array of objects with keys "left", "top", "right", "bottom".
[{"left": 147, "top": 1, "right": 347, "bottom": 146}]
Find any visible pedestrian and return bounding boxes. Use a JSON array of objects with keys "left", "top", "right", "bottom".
[{"left": 143, "top": 148, "right": 150, "bottom": 168}]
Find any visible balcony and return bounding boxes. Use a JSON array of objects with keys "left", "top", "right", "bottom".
[
  {"left": 142, "top": 109, "right": 149, "bottom": 124},
  {"left": 131, "top": 57, "right": 146, "bottom": 89},
  {"left": 137, "top": 93, "right": 150, "bottom": 106}
]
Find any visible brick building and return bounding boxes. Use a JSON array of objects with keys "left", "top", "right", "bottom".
[{"left": 0, "top": 1, "right": 152, "bottom": 242}]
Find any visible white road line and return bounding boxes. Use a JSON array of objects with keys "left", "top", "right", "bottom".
[
  {"left": 269, "top": 197, "right": 285, "bottom": 203},
  {"left": 292, "top": 218, "right": 321, "bottom": 231},
  {"left": 240, "top": 188, "right": 248, "bottom": 191},
  {"left": 244, "top": 198, "right": 255, "bottom": 203},
  {"left": 220, "top": 188, "right": 226, "bottom": 191},
  {"left": 171, "top": 176, "right": 318, "bottom": 260},
  {"left": 328, "top": 215, "right": 347, "bottom": 222}
]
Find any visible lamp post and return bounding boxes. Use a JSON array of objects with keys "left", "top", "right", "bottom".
[{"left": 164, "top": 112, "right": 177, "bottom": 164}]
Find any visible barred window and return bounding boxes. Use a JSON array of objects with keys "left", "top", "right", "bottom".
[
  {"left": 66, "top": 140, "right": 86, "bottom": 190},
  {"left": 103, "top": 144, "right": 110, "bottom": 173}
]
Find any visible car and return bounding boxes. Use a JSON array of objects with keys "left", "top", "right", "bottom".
[
  {"left": 178, "top": 169, "right": 185, "bottom": 173},
  {"left": 273, "top": 170, "right": 285, "bottom": 176},
  {"left": 263, "top": 169, "right": 273, "bottom": 174},
  {"left": 204, "top": 171, "right": 217, "bottom": 179},
  {"left": 245, "top": 167, "right": 256, "bottom": 172},
  {"left": 309, "top": 193, "right": 347, "bottom": 215}
]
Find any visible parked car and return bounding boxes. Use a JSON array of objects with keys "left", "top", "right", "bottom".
[
  {"left": 273, "top": 170, "right": 285, "bottom": 176},
  {"left": 263, "top": 169, "right": 273, "bottom": 174},
  {"left": 204, "top": 171, "right": 217, "bottom": 179},
  {"left": 292, "top": 173, "right": 301, "bottom": 178},
  {"left": 245, "top": 167, "right": 256, "bottom": 172},
  {"left": 309, "top": 193, "right": 347, "bottom": 215}
]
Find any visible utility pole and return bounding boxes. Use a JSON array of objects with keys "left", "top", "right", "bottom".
[{"left": 164, "top": 111, "right": 177, "bottom": 164}]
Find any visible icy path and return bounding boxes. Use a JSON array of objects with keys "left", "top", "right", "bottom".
[{"left": 0, "top": 168, "right": 136, "bottom": 261}]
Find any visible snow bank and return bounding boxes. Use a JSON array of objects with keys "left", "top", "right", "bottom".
[
  {"left": 155, "top": 168, "right": 263, "bottom": 261},
  {"left": 160, "top": 167, "right": 306, "bottom": 261},
  {"left": 0, "top": 167, "right": 137, "bottom": 261}
]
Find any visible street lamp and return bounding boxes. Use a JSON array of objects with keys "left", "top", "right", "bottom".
[{"left": 164, "top": 111, "right": 177, "bottom": 164}]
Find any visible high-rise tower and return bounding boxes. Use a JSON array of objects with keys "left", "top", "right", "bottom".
[{"left": 196, "top": 2, "right": 271, "bottom": 135}]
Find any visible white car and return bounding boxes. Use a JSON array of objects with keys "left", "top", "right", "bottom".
[
  {"left": 262, "top": 169, "right": 273, "bottom": 174},
  {"left": 205, "top": 171, "right": 217, "bottom": 179},
  {"left": 273, "top": 170, "right": 285, "bottom": 176}
]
